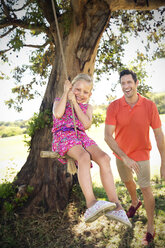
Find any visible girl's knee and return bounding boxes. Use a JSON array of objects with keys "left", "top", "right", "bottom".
[
  {"left": 78, "top": 150, "right": 91, "bottom": 164},
  {"left": 98, "top": 152, "right": 111, "bottom": 165},
  {"left": 96, "top": 153, "right": 111, "bottom": 172},
  {"left": 104, "top": 153, "right": 111, "bottom": 163}
]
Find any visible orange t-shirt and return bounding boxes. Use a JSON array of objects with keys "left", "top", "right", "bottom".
[{"left": 105, "top": 94, "right": 161, "bottom": 161}]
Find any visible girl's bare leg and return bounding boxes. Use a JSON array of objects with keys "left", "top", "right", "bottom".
[
  {"left": 87, "top": 145, "right": 122, "bottom": 210},
  {"left": 67, "top": 145, "right": 96, "bottom": 208}
]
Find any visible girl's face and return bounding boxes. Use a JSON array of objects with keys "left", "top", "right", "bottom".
[{"left": 72, "top": 80, "right": 92, "bottom": 103}]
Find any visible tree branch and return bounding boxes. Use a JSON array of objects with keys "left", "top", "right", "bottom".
[
  {"left": 106, "top": 0, "right": 165, "bottom": 11},
  {"left": 71, "top": 0, "right": 88, "bottom": 14},
  {"left": 0, "top": 47, "right": 13, "bottom": 54},
  {"left": 70, "top": 0, "right": 87, "bottom": 24},
  {"left": 23, "top": 40, "right": 50, "bottom": 48},
  {"left": 0, "top": 26, "right": 15, "bottom": 38},
  {"left": 1, "top": 0, "right": 11, "bottom": 19},
  {"left": 0, "top": 40, "right": 50, "bottom": 53},
  {"left": 0, "top": 18, "right": 50, "bottom": 36},
  {"left": 36, "top": 0, "right": 56, "bottom": 25}
]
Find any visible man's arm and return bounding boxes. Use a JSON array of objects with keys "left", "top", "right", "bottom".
[
  {"left": 153, "top": 127, "right": 165, "bottom": 180},
  {"left": 104, "top": 124, "right": 139, "bottom": 174}
]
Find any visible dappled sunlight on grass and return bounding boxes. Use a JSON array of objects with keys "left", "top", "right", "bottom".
[{"left": 1, "top": 179, "right": 164, "bottom": 247}]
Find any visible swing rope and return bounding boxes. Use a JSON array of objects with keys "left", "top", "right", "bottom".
[
  {"left": 40, "top": 0, "right": 78, "bottom": 174},
  {"left": 51, "top": 0, "right": 77, "bottom": 136}
]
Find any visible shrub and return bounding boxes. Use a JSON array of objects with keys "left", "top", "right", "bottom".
[{"left": 24, "top": 109, "right": 53, "bottom": 150}]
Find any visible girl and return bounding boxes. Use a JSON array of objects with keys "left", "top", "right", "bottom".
[{"left": 52, "top": 73, "right": 131, "bottom": 226}]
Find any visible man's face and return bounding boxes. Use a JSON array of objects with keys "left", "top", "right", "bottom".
[{"left": 120, "top": 74, "right": 138, "bottom": 99}]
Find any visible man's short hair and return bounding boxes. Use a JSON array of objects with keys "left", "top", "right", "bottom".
[{"left": 119, "top": 69, "right": 137, "bottom": 83}]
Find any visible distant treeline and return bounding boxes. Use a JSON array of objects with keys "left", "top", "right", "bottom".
[
  {"left": 149, "top": 92, "right": 165, "bottom": 115},
  {"left": 0, "top": 120, "right": 28, "bottom": 138}
]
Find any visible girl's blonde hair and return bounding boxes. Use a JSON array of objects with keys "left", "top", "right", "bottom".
[{"left": 72, "top": 73, "right": 93, "bottom": 89}]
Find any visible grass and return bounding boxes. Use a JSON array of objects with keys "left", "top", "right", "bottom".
[{"left": 0, "top": 179, "right": 165, "bottom": 248}]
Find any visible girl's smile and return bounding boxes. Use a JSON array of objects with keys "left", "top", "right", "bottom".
[{"left": 72, "top": 80, "right": 92, "bottom": 103}]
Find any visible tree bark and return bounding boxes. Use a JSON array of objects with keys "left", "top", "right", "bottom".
[{"left": 14, "top": 0, "right": 165, "bottom": 214}]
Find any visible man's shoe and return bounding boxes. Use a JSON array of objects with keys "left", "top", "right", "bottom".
[
  {"left": 84, "top": 200, "right": 116, "bottom": 223},
  {"left": 142, "top": 231, "right": 155, "bottom": 246},
  {"left": 126, "top": 201, "right": 142, "bottom": 218}
]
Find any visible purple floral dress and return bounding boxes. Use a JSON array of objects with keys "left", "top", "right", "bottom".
[{"left": 52, "top": 98, "right": 97, "bottom": 164}]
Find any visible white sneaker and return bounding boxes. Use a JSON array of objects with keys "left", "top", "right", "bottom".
[
  {"left": 84, "top": 200, "right": 116, "bottom": 223},
  {"left": 105, "top": 209, "right": 132, "bottom": 228}
]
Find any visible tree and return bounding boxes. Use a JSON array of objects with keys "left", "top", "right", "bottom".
[{"left": 1, "top": 0, "right": 165, "bottom": 213}]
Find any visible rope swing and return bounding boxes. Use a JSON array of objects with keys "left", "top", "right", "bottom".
[
  {"left": 40, "top": 0, "right": 77, "bottom": 175},
  {"left": 51, "top": 0, "right": 77, "bottom": 136}
]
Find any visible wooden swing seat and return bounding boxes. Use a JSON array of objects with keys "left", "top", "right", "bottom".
[{"left": 40, "top": 151, "right": 77, "bottom": 175}]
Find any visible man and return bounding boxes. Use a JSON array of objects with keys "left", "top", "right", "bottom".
[{"left": 104, "top": 69, "right": 165, "bottom": 246}]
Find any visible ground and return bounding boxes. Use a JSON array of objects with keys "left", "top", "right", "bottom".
[{"left": 0, "top": 178, "right": 165, "bottom": 248}]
